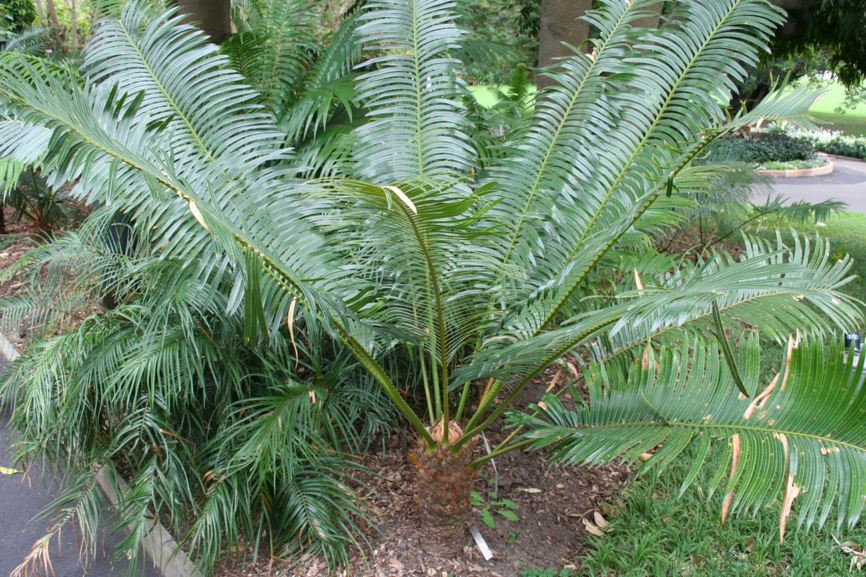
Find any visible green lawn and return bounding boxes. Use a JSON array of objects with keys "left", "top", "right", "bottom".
[
  {"left": 799, "top": 211, "right": 866, "bottom": 300},
  {"left": 580, "top": 459, "right": 866, "bottom": 577},
  {"left": 809, "top": 81, "right": 866, "bottom": 137},
  {"left": 469, "top": 84, "right": 537, "bottom": 108},
  {"left": 579, "top": 212, "right": 866, "bottom": 576}
]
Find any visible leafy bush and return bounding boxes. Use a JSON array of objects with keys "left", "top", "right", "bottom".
[
  {"left": 794, "top": 130, "right": 866, "bottom": 160},
  {"left": 0, "top": 0, "right": 36, "bottom": 35},
  {"left": 1, "top": 212, "right": 393, "bottom": 572},
  {"left": 715, "top": 131, "right": 816, "bottom": 164}
]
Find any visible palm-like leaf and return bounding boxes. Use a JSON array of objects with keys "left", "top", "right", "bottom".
[
  {"left": 522, "top": 333, "right": 866, "bottom": 538},
  {"left": 353, "top": 0, "right": 475, "bottom": 181},
  {"left": 226, "top": 0, "right": 320, "bottom": 114}
]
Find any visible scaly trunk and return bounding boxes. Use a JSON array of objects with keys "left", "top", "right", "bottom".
[
  {"left": 411, "top": 420, "right": 477, "bottom": 556},
  {"left": 176, "top": 0, "right": 232, "bottom": 44},
  {"left": 44, "top": 0, "right": 63, "bottom": 53},
  {"left": 536, "top": 0, "right": 591, "bottom": 89}
]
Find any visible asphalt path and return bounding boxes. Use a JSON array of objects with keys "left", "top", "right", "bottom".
[
  {"left": 753, "top": 157, "right": 866, "bottom": 212},
  {"left": 0, "top": 355, "right": 159, "bottom": 577}
]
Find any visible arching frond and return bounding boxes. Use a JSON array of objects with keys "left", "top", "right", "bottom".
[
  {"left": 452, "top": 232, "right": 859, "bottom": 414},
  {"left": 522, "top": 334, "right": 866, "bottom": 539},
  {"left": 353, "top": 0, "right": 475, "bottom": 181},
  {"left": 224, "top": 0, "right": 321, "bottom": 113},
  {"left": 279, "top": 14, "right": 361, "bottom": 141}
]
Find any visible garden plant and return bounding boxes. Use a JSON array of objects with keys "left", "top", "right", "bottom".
[{"left": 1, "top": 0, "right": 866, "bottom": 574}]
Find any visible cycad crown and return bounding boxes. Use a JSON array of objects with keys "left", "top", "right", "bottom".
[{"left": 0, "top": 0, "right": 864, "bottom": 572}]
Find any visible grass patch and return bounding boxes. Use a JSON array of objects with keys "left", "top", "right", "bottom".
[
  {"left": 796, "top": 211, "right": 866, "bottom": 300},
  {"left": 579, "top": 460, "right": 866, "bottom": 577},
  {"left": 809, "top": 81, "right": 866, "bottom": 137}
]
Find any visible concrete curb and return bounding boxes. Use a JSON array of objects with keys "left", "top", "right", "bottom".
[
  {"left": 0, "top": 331, "right": 203, "bottom": 577},
  {"left": 758, "top": 157, "right": 835, "bottom": 178}
]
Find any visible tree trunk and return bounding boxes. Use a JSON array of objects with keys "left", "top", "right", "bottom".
[
  {"left": 176, "top": 0, "right": 232, "bottom": 44},
  {"left": 69, "top": 0, "right": 79, "bottom": 53},
  {"left": 412, "top": 445, "right": 475, "bottom": 556},
  {"left": 32, "top": 0, "right": 45, "bottom": 26},
  {"left": 44, "top": 0, "right": 63, "bottom": 53},
  {"left": 537, "top": 0, "right": 592, "bottom": 89},
  {"left": 632, "top": 1, "right": 664, "bottom": 29},
  {"left": 410, "top": 420, "right": 477, "bottom": 556}
]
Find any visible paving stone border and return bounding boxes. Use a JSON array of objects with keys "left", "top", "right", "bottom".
[
  {"left": 758, "top": 156, "right": 835, "bottom": 178},
  {"left": 0, "top": 331, "right": 203, "bottom": 577}
]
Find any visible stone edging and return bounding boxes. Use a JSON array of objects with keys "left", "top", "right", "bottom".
[
  {"left": 757, "top": 157, "right": 834, "bottom": 178},
  {"left": 0, "top": 331, "right": 203, "bottom": 577}
]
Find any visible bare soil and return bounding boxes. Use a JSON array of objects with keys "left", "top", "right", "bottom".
[{"left": 216, "top": 366, "right": 632, "bottom": 577}]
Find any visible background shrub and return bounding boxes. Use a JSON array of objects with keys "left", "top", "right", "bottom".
[
  {"left": 0, "top": 0, "right": 35, "bottom": 35},
  {"left": 797, "top": 133, "right": 866, "bottom": 160},
  {"left": 715, "top": 132, "right": 816, "bottom": 164}
]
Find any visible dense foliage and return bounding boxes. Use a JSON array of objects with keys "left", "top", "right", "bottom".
[
  {"left": 0, "top": 0, "right": 36, "bottom": 35},
  {"left": 795, "top": 130, "right": 866, "bottom": 160},
  {"left": 716, "top": 131, "right": 816, "bottom": 164},
  {"left": 0, "top": 0, "right": 865, "bottom": 575},
  {"left": 771, "top": 0, "right": 866, "bottom": 88}
]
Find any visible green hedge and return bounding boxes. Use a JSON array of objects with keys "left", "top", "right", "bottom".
[
  {"left": 716, "top": 132, "right": 815, "bottom": 164},
  {"left": 796, "top": 134, "right": 866, "bottom": 160}
]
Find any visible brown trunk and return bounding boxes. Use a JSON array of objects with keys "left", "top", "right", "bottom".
[
  {"left": 412, "top": 444, "right": 476, "bottom": 556},
  {"left": 632, "top": 1, "right": 664, "bottom": 29},
  {"left": 410, "top": 420, "right": 477, "bottom": 557},
  {"left": 69, "top": 0, "right": 79, "bottom": 52},
  {"left": 44, "top": 0, "right": 63, "bottom": 53},
  {"left": 176, "top": 0, "right": 232, "bottom": 44},
  {"left": 536, "top": 0, "right": 592, "bottom": 89}
]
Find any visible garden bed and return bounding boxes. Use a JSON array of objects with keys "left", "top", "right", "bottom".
[
  {"left": 214, "top": 368, "right": 632, "bottom": 577},
  {"left": 757, "top": 155, "right": 834, "bottom": 177}
]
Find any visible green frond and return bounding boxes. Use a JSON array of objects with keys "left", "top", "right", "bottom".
[
  {"left": 454, "top": 231, "right": 860, "bottom": 413},
  {"left": 279, "top": 15, "right": 361, "bottom": 141},
  {"left": 353, "top": 0, "right": 475, "bottom": 181},
  {"left": 224, "top": 0, "right": 321, "bottom": 113},
  {"left": 490, "top": 0, "right": 789, "bottom": 333},
  {"left": 523, "top": 333, "right": 866, "bottom": 538}
]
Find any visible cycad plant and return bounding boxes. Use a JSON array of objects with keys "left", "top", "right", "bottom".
[{"left": 1, "top": 0, "right": 866, "bottom": 570}]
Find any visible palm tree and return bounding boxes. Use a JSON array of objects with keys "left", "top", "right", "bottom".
[{"left": 1, "top": 0, "right": 865, "bottom": 569}]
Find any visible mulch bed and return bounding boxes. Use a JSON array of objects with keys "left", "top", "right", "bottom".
[
  {"left": 0, "top": 206, "right": 41, "bottom": 352},
  {"left": 216, "top": 367, "right": 632, "bottom": 577},
  {"left": 0, "top": 207, "right": 38, "bottom": 299}
]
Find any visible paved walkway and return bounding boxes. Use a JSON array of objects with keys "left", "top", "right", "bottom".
[
  {"left": 752, "top": 157, "right": 866, "bottom": 212},
  {"left": 0, "top": 356, "right": 159, "bottom": 577}
]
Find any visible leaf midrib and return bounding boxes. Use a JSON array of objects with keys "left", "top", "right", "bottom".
[{"left": 567, "top": 420, "right": 866, "bottom": 454}]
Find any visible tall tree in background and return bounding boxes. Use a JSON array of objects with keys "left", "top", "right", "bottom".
[
  {"left": 177, "top": 0, "right": 231, "bottom": 43},
  {"left": 536, "top": 0, "right": 663, "bottom": 88},
  {"left": 68, "top": 0, "right": 77, "bottom": 51},
  {"left": 735, "top": 0, "right": 866, "bottom": 108},
  {"left": 536, "top": 0, "right": 591, "bottom": 88},
  {"left": 772, "top": 0, "right": 866, "bottom": 87},
  {"left": 43, "top": 0, "right": 61, "bottom": 50}
]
